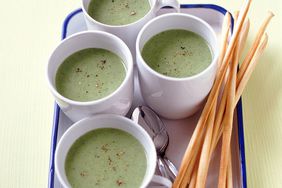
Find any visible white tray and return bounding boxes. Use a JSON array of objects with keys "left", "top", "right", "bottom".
[{"left": 48, "top": 5, "right": 247, "bottom": 188}]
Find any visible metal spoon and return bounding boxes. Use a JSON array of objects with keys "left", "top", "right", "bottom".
[{"left": 132, "top": 106, "right": 178, "bottom": 181}]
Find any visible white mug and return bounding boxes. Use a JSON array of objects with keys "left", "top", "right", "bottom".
[
  {"left": 82, "top": 0, "right": 180, "bottom": 58},
  {"left": 55, "top": 114, "right": 172, "bottom": 188},
  {"left": 136, "top": 13, "right": 219, "bottom": 119},
  {"left": 47, "top": 31, "right": 134, "bottom": 122}
]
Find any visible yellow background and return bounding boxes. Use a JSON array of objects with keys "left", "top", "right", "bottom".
[{"left": 0, "top": 0, "right": 281, "bottom": 187}]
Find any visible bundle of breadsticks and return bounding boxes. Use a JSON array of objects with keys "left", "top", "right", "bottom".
[{"left": 173, "top": 0, "right": 274, "bottom": 187}]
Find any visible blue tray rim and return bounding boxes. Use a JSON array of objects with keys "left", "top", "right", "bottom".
[{"left": 48, "top": 4, "right": 247, "bottom": 188}]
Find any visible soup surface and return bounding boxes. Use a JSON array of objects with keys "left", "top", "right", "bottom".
[
  {"left": 65, "top": 128, "right": 147, "bottom": 188},
  {"left": 142, "top": 29, "right": 213, "bottom": 78},
  {"left": 55, "top": 48, "right": 126, "bottom": 102},
  {"left": 88, "top": 0, "right": 151, "bottom": 25}
]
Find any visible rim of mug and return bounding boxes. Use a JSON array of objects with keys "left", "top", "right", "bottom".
[
  {"left": 81, "top": 0, "right": 157, "bottom": 28},
  {"left": 47, "top": 30, "right": 133, "bottom": 106},
  {"left": 55, "top": 114, "right": 157, "bottom": 188},
  {"left": 136, "top": 13, "right": 219, "bottom": 82}
]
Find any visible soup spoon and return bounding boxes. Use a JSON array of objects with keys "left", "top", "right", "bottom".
[{"left": 132, "top": 106, "right": 178, "bottom": 181}]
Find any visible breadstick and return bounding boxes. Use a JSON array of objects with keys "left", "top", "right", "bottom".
[
  {"left": 237, "top": 11, "right": 274, "bottom": 85},
  {"left": 227, "top": 150, "right": 233, "bottom": 188},
  {"left": 236, "top": 33, "right": 268, "bottom": 102},
  {"left": 238, "top": 19, "right": 250, "bottom": 57},
  {"left": 195, "top": 103, "right": 217, "bottom": 188},
  {"left": 218, "top": 28, "right": 240, "bottom": 188}
]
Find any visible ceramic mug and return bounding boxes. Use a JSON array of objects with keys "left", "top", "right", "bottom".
[
  {"left": 47, "top": 31, "right": 134, "bottom": 122},
  {"left": 55, "top": 114, "right": 172, "bottom": 187},
  {"left": 136, "top": 13, "right": 219, "bottom": 119},
  {"left": 81, "top": 0, "right": 180, "bottom": 58}
]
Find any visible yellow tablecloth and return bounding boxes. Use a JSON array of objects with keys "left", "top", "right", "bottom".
[{"left": 0, "top": 0, "right": 281, "bottom": 187}]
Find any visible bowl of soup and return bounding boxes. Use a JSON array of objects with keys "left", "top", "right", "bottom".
[
  {"left": 136, "top": 13, "right": 219, "bottom": 119},
  {"left": 47, "top": 31, "right": 134, "bottom": 122},
  {"left": 55, "top": 114, "right": 171, "bottom": 188}
]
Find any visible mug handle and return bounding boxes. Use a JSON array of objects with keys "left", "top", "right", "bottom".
[
  {"left": 155, "top": 0, "right": 180, "bottom": 13},
  {"left": 151, "top": 175, "right": 172, "bottom": 187}
]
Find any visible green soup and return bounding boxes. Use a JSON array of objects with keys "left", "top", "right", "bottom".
[
  {"left": 65, "top": 128, "right": 147, "bottom": 188},
  {"left": 142, "top": 29, "right": 213, "bottom": 78},
  {"left": 55, "top": 48, "right": 126, "bottom": 102},
  {"left": 88, "top": 0, "right": 150, "bottom": 25}
]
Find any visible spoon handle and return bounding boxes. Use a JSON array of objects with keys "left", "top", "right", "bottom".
[
  {"left": 158, "top": 157, "right": 171, "bottom": 180},
  {"left": 163, "top": 157, "right": 178, "bottom": 178}
]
